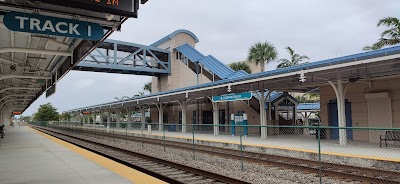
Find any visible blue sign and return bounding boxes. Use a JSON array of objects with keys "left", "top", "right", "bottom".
[
  {"left": 212, "top": 92, "right": 253, "bottom": 102},
  {"left": 3, "top": 12, "right": 104, "bottom": 41}
]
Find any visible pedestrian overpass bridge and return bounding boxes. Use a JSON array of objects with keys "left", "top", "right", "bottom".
[{"left": 74, "top": 39, "right": 171, "bottom": 76}]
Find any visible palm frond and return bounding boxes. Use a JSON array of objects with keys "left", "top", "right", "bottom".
[
  {"left": 229, "top": 62, "right": 252, "bottom": 74},
  {"left": 377, "top": 17, "right": 400, "bottom": 27}
]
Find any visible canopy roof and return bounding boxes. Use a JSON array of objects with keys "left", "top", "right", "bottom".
[{"left": 66, "top": 45, "right": 400, "bottom": 112}]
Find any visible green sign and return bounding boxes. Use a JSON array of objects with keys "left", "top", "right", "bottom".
[{"left": 212, "top": 92, "right": 252, "bottom": 102}]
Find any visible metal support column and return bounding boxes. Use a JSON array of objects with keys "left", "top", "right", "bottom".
[
  {"left": 178, "top": 100, "right": 187, "bottom": 133},
  {"left": 127, "top": 109, "right": 132, "bottom": 128},
  {"left": 156, "top": 103, "right": 166, "bottom": 131},
  {"left": 256, "top": 91, "right": 268, "bottom": 139},
  {"left": 328, "top": 80, "right": 347, "bottom": 145},
  {"left": 140, "top": 107, "right": 146, "bottom": 130},
  {"left": 106, "top": 112, "right": 111, "bottom": 132},
  {"left": 116, "top": 110, "right": 121, "bottom": 128},
  {"left": 212, "top": 102, "right": 219, "bottom": 135}
]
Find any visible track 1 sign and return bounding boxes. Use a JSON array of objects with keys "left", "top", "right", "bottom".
[
  {"left": 3, "top": 12, "right": 104, "bottom": 41},
  {"left": 212, "top": 92, "right": 252, "bottom": 102}
]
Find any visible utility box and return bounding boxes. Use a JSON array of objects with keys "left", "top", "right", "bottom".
[
  {"left": 231, "top": 112, "right": 248, "bottom": 137},
  {"left": 147, "top": 125, "right": 152, "bottom": 135}
]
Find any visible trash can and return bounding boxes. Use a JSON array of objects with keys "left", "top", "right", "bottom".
[{"left": 315, "top": 128, "right": 326, "bottom": 139}]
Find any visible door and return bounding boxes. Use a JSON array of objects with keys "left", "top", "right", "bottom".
[
  {"left": 219, "top": 110, "right": 226, "bottom": 132},
  {"left": 202, "top": 111, "right": 213, "bottom": 131},
  {"left": 328, "top": 100, "right": 353, "bottom": 140}
]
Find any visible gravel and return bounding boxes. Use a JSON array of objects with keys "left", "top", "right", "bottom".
[{"left": 52, "top": 128, "right": 355, "bottom": 184}]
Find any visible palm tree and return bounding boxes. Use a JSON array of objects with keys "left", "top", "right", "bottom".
[
  {"left": 114, "top": 96, "right": 129, "bottom": 101},
  {"left": 277, "top": 47, "right": 309, "bottom": 69},
  {"left": 229, "top": 62, "right": 252, "bottom": 74},
  {"left": 134, "top": 91, "right": 145, "bottom": 97},
  {"left": 363, "top": 17, "right": 400, "bottom": 50},
  {"left": 143, "top": 82, "right": 152, "bottom": 93},
  {"left": 247, "top": 41, "right": 278, "bottom": 72}
]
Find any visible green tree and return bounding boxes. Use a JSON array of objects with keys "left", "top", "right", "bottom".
[
  {"left": 229, "top": 62, "right": 252, "bottom": 74},
  {"left": 34, "top": 103, "right": 59, "bottom": 121},
  {"left": 143, "top": 82, "right": 152, "bottom": 93},
  {"left": 59, "top": 113, "right": 71, "bottom": 121},
  {"left": 277, "top": 47, "right": 309, "bottom": 68},
  {"left": 363, "top": 17, "right": 400, "bottom": 50},
  {"left": 295, "top": 93, "right": 320, "bottom": 103},
  {"left": 247, "top": 41, "right": 278, "bottom": 72}
]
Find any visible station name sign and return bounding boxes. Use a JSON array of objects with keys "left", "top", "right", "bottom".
[
  {"left": 38, "top": 0, "right": 138, "bottom": 17},
  {"left": 3, "top": 12, "right": 104, "bottom": 40},
  {"left": 212, "top": 92, "right": 252, "bottom": 102}
]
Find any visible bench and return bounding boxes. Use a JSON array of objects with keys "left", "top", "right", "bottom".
[{"left": 380, "top": 131, "right": 400, "bottom": 148}]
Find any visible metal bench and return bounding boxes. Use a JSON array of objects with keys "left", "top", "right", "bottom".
[{"left": 380, "top": 131, "right": 400, "bottom": 148}]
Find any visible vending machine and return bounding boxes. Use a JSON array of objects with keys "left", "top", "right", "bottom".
[{"left": 230, "top": 112, "right": 248, "bottom": 137}]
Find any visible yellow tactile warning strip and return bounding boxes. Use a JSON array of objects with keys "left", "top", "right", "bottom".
[
  {"left": 29, "top": 127, "right": 167, "bottom": 184},
  {"left": 111, "top": 129, "right": 400, "bottom": 163}
]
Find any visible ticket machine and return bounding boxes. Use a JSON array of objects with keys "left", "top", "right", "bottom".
[{"left": 230, "top": 112, "right": 248, "bottom": 137}]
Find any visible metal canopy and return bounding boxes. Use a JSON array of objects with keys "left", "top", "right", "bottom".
[
  {"left": 66, "top": 46, "right": 400, "bottom": 113},
  {"left": 73, "top": 39, "right": 171, "bottom": 76},
  {"left": 0, "top": 1, "right": 149, "bottom": 113}
]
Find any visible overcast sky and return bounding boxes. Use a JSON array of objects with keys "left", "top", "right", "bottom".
[{"left": 22, "top": 0, "right": 400, "bottom": 116}]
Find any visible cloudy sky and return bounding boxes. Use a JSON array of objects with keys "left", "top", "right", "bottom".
[{"left": 23, "top": 0, "right": 400, "bottom": 116}]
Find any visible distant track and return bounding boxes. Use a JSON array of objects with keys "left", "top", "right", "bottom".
[{"left": 31, "top": 125, "right": 250, "bottom": 184}]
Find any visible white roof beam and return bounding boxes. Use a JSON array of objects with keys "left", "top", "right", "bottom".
[
  {"left": 0, "top": 74, "right": 51, "bottom": 81},
  {"left": 0, "top": 47, "right": 72, "bottom": 57},
  {"left": 0, "top": 87, "right": 41, "bottom": 95}
]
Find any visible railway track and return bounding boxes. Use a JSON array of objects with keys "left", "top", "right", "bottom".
[
  {"left": 40, "top": 126, "right": 400, "bottom": 184},
  {"left": 31, "top": 126, "right": 249, "bottom": 184}
]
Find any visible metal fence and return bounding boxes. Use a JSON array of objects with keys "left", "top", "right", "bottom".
[{"left": 30, "top": 121, "right": 400, "bottom": 183}]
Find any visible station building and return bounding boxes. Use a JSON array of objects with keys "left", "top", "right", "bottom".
[
  {"left": 67, "top": 29, "right": 400, "bottom": 145},
  {"left": 147, "top": 30, "right": 310, "bottom": 135}
]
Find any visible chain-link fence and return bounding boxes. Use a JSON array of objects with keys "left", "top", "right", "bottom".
[{"left": 30, "top": 121, "right": 400, "bottom": 183}]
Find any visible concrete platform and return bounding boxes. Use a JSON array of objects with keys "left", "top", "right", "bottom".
[
  {"left": 97, "top": 127, "right": 400, "bottom": 171},
  {"left": 0, "top": 126, "right": 166, "bottom": 184}
]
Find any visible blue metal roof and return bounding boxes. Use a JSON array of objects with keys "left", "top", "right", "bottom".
[
  {"left": 297, "top": 103, "right": 320, "bottom": 111},
  {"left": 227, "top": 70, "right": 249, "bottom": 79},
  {"left": 175, "top": 44, "right": 204, "bottom": 62},
  {"left": 67, "top": 45, "right": 400, "bottom": 112},
  {"left": 175, "top": 44, "right": 238, "bottom": 79},
  {"left": 150, "top": 29, "right": 200, "bottom": 47},
  {"left": 198, "top": 55, "right": 235, "bottom": 79}
]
